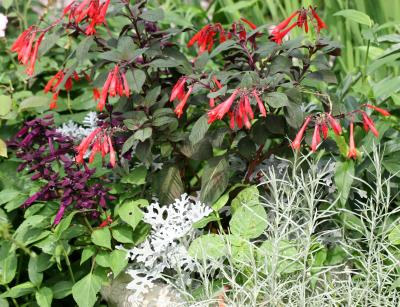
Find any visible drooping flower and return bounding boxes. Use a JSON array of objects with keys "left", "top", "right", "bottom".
[
  {"left": 187, "top": 23, "right": 225, "bottom": 54},
  {"left": 98, "top": 65, "right": 130, "bottom": 111},
  {"left": 291, "top": 116, "right": 311, "bottom": 150},
  {"left": 310, "top": 6, "right": 327, "bottom": 32},
  {"left": 365, "top": 104, "right": 391, "bottom": 116},
  {"left": 11, "top": 27, "right": 45, "bottom": 76},
  {"left": 44, "top": 69, "right": 79, "bottom": 109},
  {"left": 174, "top": 86, "right": 193, "bottom": 118},
  {"left": 63, "top": 0, "right": 111, "bottom": 35},
  {"left": 361, "top": 112, "right": 379, "bottom": 137},
  {"left": 76, "top": 127, "right": 117, "bottom": 167},
  {"left": 208, "top": 89, "right": 240, "bottom": 124},
  {"left": 252, "top": 89, "right": 267, "bottom": 117},
  {"left": 240, "top": 18, "right": 257, "bottom": 30},
  {"left": 270, "top": 7, "right": 327, "bottom": 44},
  {"left": 347, "top": 122, "right": 357, "bottom": 159},
  {"left": 326, "top": 113, "right": 342, "bottom": 135},
  {"left": 321, "top": 122, "right": 329, "bottom": 140},
  {"left": 311, "top": 124, "right": 321, "bottom": 152}
]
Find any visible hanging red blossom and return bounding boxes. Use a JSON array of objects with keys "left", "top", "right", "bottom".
[
  {"left": 11, "top": 27, "right": 45, "bottom": 76},
  {"left": 311, "top": 124, "right": 321, "bottom": 152},
  {"left": 271, "top": 7, "right": 327, "bottom": 45},
  {"left": 76, "top": 127, "right": 116, "bottom": 167},
  {"left": 291, "top": 116, "right": 311, "bottom": 150},
  {"left": 44, "top": 70, "right": 79, "bottom": 109},
  {"left": 361, "top": 112, "right": 379, "bottom": 137},
  {"left": 347, "top": 122, "right": 357, "bottom": 159},
  {"left": 187, "top": 23, "right": 226, "bottom": 54},
  {"left": 98, "top": 64, "right": 130, "bottom": 111},
  {"left": 365, "top": 104, "right": 391, "bottom": 116},
  {"left": 63, "top": 0, "right": 111, "bottom": 35}
]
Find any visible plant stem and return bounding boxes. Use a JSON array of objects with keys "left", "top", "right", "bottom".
[{"left": 63, "top": 247, "right": 76, "bottom": 283}]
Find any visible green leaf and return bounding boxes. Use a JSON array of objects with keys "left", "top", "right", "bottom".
[
  {"left": 95, "top": 251, "right": 110, "bottom": 267},
  {"left": 334, "top": 9, "right": 372, "bottom": 27},
  {"left": 0, "top": 242, "right": 17, "bottom": 285},
  {"left": 257, "top": 240, "right": 302, "bottom": 274},
  {"left": 54, "top": 211, "right": 78, "bottom": 240},
  {"left": 19, "top": 96, "right": 50, "bottom": 111},
  {"left": 325, "top": 246, "right": 347, "bottom": 265},
  {"left": 189, "top": 114, "right": 210, "bottom": 145},
  {"left": 117, "top": 37, "right": 136, "bottom": 61},
  {"left": 72, "top": 273, "right": 102, "bottom": 307},
  {"left": 144, "top": 86, "right": 161, "bottom": 107},
  {"left": 231, "top": 186, "right": 259, "bottom": 212},
  {"left": 133, "top": 127, "right": 153, "bottom": 142},
  {"left": 91, "top": 228, "right": 112, "bottom": 250},
  {"left": 230, "top": 203, "right": 267, "bottom": 239},
  {"left": 154, "top": 166, "right": 184, "bottom": 206},
  {"left": 0, "top": 139, "right": 7, "bottom": 158},
  {"left": 189, "top": 234, "right": 226, "bottom": 260},
  {"left": 76, "top": 36, "right": 94, "bottom": 63},
  {"left": 0, "top": 95, "right": 12, "bottom": 116},
  {"left": 373, "top": 76, "right": 400, "bottom": 100},
  {"left": 335, "top": 160, "right": 354, "bottom": 205},
  {"left": 110, "top": 250, "right": 128, "bottom": 277},
  {"left": 0, "top": 189, "right": 18, "bottom": 205},
  {"left": 1, "top": 0, "right": 13, "bottom": 9},
  {"left": 28, "top": 254, "right": 43, "bottom": 287},
  {"left": 200, "top": 157, "right": 229, "bottom": 205},
  {"left": 51, "top": 281, "right": 73, "bottom": 299},
  {"left": 35, "top": 287, "right": 53, "bottom": 307},
  {"left": 1, "top": 282, "right": 35, "bottom": 298},
  {"left": 266, "top": 92, "right": 289, "bottom": 108},
  {"left": 212, "top": 193, "right": 230, "bottom": 211},
  {"left": 217, "top": 0, "right": 257, "bottom": 13},
  {"left": 128, "top": 69, "right": 146, "bottom": 93},
  {"left": 140, "top": 8, "right": 164, "bottom": 22},
  {"left": 81, "top": 246, "right": 96, "bottom": 265},
  {"left": 210, "top": 40, "right": 237, "bottom": 58},
  {"left": 388, "top": 226, "right": 400, "bottom": 245},
  {"left": 119, "top": 200, "right": 145, "bottom": 230},
  {"left": 111, "top": 225, "right": 134, "bottom": 243},
  {"left": 149, "top": 59, "right": 179, "bottom": 68},
  {"left": 121, "top": 166, "right": 148, "bottom": 185}
]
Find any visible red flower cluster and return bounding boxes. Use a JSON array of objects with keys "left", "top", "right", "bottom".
[
  {"left": 271, "top": 6, "right": 327, "bottom": 44},
  {"left": 76, "top": 127, "right": 116, "bottom": 167},
  {"left": 187, "top": 23, "right": 226, "bottom": 54},
  {"left": 44, "top": 70, "right": 80, "bottom": 109},
  {"left": 63, "top": 0, "right": 111, "bottom": 35},
  {"left": 170, "top": 77, "right": 194, "bottom": 118},
  {"left": 291, "top": 104, "right": 391, "bottom": 159},
  {"left": 11, "top": 26, "right": 45, "bottom": 76},
  {"left": 99, "top": 215, "right": 112, "bottom": 227},
  {"left": 208, "top": 88, "right": 267, "bottom": 129},
  {"left": 98, "top": 64, "right": 130, "bottom": 111}
]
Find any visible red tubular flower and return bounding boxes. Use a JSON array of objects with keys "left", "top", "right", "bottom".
[
  {"left": 321, "top": 122, "right": 329, "bottom": 139},
  {"left": 273, "top": 11, "right": 299, "bottom": 34},
  {"left": 93, "top": 88, "right": 101, "bottom": 101},
  {"left": 243, "top": 95, "right": 254, "bottom": 120},
  {"left": 174, "top": 86, "right": 193, "bottom": 118},
  {"left": 297, "top": 9, "right": 309, "bottom": 33},
  {"left": 64, "top": 0, "right": 110, "bottom": 35},
  {"left": 12, "top": 27, "right": 45, "bottom": 76},
  {"left": 170, "top": 78, "right": 187, "bottom": 102},
  {"left": 347, "top": 122, "right": 357, "bottom": 159},
  {"left": 252, "top": 90, "right": 266, "bottom": 117},
  {"left": 76, "top": 127, "right": 116, "bottom": 167},
  {"left": 240, "top": 18, "right": 257, "bottom": 30},
  {"left": 311, "top": 124, "right": 321, "bottom": 152},
  {"left": 361, "top": 112, "right": 379, "bottom": 137},
  {"left": 187, "top": 23, "right": 225, "bottom": 54},
  {"left": 291, "top": 116, "right": 311, "bottom": 151},
  {"left": 310, "top": 6, "right": 327, "bottom": 32},
  {"left": 271, "top": 22, "right": 297, "bottom": 44},
  {"left": 98, "top": 65, "right": 130, "bottom": 111},
  {"left": 228, "top": 111, "right": 235, "bottom": 129},
  {"left": 365, "top": 104, "right": 391, "bottom": 116},
  {"left": 240, "top": 98, "right": 252, "bottom": 129},
  {"left": 99, "top": 215, "right": 112, "bottom": 228},
  {"left": 208, "top": 89, "right": 240, "bottom": 124},
  {"left": 326, "top": 113, "right": 342, "bottom": 135}
]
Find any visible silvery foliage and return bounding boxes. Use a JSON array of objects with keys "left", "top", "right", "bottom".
[
  {"left": 124, "top": 194, "right": 212, "bottom": 305},
  {"left": 56, "top": 112, "right": 98, "bottom": 140}
]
